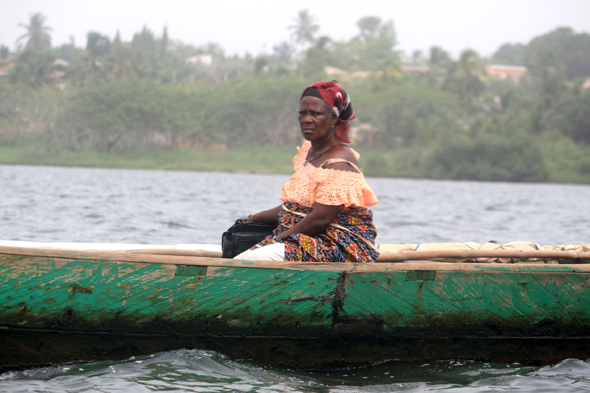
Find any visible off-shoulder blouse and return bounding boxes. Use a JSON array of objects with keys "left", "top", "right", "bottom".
[{"left": 279, "top": 141, "right": 378, "bottom": 208}]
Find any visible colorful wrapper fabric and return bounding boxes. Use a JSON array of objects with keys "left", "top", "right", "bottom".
[{"left": 254, "top": 201, "right": 378, "bottom": 263}]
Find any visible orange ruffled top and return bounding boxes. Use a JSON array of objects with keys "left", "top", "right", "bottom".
[{"left": 280, "top": 141, "right": 378, "bottom": 208}]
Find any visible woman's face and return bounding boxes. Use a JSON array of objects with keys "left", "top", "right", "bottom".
[{"left": 298, "top": 96, "right": 337, "bottom": 143}]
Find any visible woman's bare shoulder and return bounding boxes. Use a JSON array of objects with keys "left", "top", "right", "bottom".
[{"left": 324, "top": 145, "right": 361, "bottom": 173}]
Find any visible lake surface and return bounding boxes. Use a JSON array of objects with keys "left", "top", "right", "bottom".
[{"left": 1, "top": 164, "right": 590, "bottom": 392}]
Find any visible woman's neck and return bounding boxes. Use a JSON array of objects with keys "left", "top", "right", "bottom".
[{"left": 310, "top": 134, "right": 337, "bottom": 154}]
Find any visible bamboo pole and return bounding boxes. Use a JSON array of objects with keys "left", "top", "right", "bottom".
[
  {"left": 2, "top": 245, "right": 590, "bottom": 273},
  {"left": 126, "top": 247, "right": 590, "bottom": 262},
  {"left": 126, "top": 248, "right": 223, "bottom": 258},
  {"left": 376, "top": 249, "right": 590, "bottom": 262},
  {"left": 1, "top": 245, "right": 589, "bottom": 266}
]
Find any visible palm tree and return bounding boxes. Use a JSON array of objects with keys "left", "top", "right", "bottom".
[
  {"left": 273, "top": 42, "right": 296, "bottom": 65},
  {"left": 527, "top": 51, "right": 566, "bottom": 109},
  {"left": 428, "top": 46, "right": 451, "bottom": 85},
  {"left": 86, "top": 31, "right": 111, "bottom": 70},
  {"left": 356, "top": 16, "right": 382, "bottom": 43},
  {"left": 288, "top": 10, "right": 319, "bottom": 48},
  {"left": 110, "top": 32, "right": 137, "bottom": 80},
  {"left": 443, "top": 49, "right": 487, "bottom": 108},
  {"left": 110, "top": 44, "right": 137, "bottom": 80},
  {"left": 16, "top": 13, "right": 52, "bottom": 50}
]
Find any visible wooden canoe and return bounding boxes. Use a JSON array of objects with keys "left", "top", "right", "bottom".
[{"left": 1, "top": 241, "right": 590, "bottom": 371}]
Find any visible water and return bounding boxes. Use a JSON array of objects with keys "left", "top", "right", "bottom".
[{"left": 1, "top": 164, "right": 590, "bottom": 392}]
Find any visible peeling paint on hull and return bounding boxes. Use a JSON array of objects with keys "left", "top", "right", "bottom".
[{"left": 2, "top": 252, "right": 590, "bottom": 371}]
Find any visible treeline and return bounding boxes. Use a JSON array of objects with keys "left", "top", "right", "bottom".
[{"left": 1, "top": 12, "right": 590, "bottom": 183}]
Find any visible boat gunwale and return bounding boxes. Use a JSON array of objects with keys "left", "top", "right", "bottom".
[{"left": 2, "top": 245, "right": 590, "bottom": 273}]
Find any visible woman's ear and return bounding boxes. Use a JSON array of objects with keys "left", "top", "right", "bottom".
[{"left": 324, "top": 101, "right": 338, "bottom": 126}]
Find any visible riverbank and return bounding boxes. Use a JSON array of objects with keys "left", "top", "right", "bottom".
[
  {"left": 0, "top": 145, "right": 296, "bottom": 174},
  {"left": 1, "top": 143, "right": 589, "bottom": 184}
]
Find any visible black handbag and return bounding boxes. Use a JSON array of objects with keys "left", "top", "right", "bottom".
[{"left": 221, "top": 219, "right": 277, "bottom": 258}]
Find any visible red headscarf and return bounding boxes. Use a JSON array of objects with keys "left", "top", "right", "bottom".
[{"left": 300, "top": 80, "right": 355, "bottom": 143}]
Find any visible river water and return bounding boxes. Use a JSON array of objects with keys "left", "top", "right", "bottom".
[{"left": 1, "top": 164, "right": 590, "bottom": 392}]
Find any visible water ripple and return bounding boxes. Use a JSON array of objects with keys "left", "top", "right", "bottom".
[{"left": 2, "top": 353, "right": 590, "bottom": 392}]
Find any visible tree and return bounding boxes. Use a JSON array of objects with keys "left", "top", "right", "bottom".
[
  {"left": 86, "top": 31, "right": 111, "bottom": 71},
  {"left": 131, "top": 26, "right": 158, "bottom": 77},
  {"left": 110, "top": 41, "right": 137, "bottom": 81},
  {"left": 302, "top": 36, "right": 333, "bottom": 75},
  {"left": 288, "top": 10, "right": 319, "bottom": 49},
  {"left": 527, "top": 50, "right": 566, "bottom": 111},
  {"left": 16, "top": 13, "right": 52, "bottom": 50},
  {"left": 0, "top": 45, "right": 9, "bottom": 59},
  {"left": 428, "top": 46, "right": 452, "bottom": 85},
  {"left": 161, "top": 26, "right": 169, "bottom": 58},
  {"left": 491, "top": 43, "right": 525, "bottom": 65},
  {"left": 58, "top": 80, "right": 201, "bottom": 151},
  {"left": 356, "top": 16, "right": 382, "bottom": 43},
  {"left": 542, "top": 89, "right": 590, "bottom": 144},
  {"left": 411, "top": 50, "right": 425, "bottom": 65},
  {"left": 9, "top": 48, "right": 55, "bottom": 87},
  {"left": 443, "top": 49, "right": 487, "bottom": 109},
  {"left": 349, "top": 16, "right": 398, "bottom": 72},
  {"left": 524, "top": 27, "right": 590, "bottom": 80},
  {"left": 425, "top": 133, "right": 548, "bottom": 182},
  {"left": 273, "top": 42, "right": 296, "bottom": 65}
]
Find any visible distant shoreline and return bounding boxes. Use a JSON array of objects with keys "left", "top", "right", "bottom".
[{"left": 2, "top": 145, "right": 589, "bottom": 184}]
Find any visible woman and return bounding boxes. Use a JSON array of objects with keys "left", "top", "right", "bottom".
[{"left": 235, "top": 80, "right": 379, "bottom": 262}]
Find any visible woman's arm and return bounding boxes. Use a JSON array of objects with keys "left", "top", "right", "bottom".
[
  {"left": 276, "top": 202, "right": 341, "bottom": 241},
  {"left": 247, "top": 205, "right": 282, "bottom": 224}
]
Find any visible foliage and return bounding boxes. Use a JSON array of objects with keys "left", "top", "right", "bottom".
[
  {"left": 56, "top": 80, "right": 204, "bottom": 151},
  {"left": 353, "top": 83, "right": 462, "bottom": 147},
  {"left": 524, "top": 27, "right": 590, "bottom": 80},
  {"left": 273, "top": 42, "right": 297, "bottom": 66},
  {"left": 1, "top": 45, "right": 9, "bottom": 59},
  {"left": 197, "top": 75, "right": 304, "bottom": 147},
  {"left": 443, "top": 49, "right": 487, "bottom": 110},
  {"left": 131, "top": 26, "right": 159, "bottom": 78},
  {"left": 289, "top": 10, "right": 319, "bottom": 48},
  {"left": 491, "top": 43, "right": 526, "bottom": 65},
  {"left": 8, "top": 48, "right": 56, "bottom": 87},
  {"left": 16, "top": 13, "right": 52, "bottom": 50},
  {"left": 491, "top": 28, "right": 590, "bottom": 81},
  {"left": 2, "top": 16, "right": 590, "bottom": 183},
  {"left": 86, "top": 31, "right": 111, "bottom": 72},
  {"left": 326, "top": 16, "right": 398, "bottom": 72},
  {"left": 425, "top": 133, "right": 548, "bottom": 182},
  {"left": 541, "top": 88, "right": 590, "bottom": 144},
  {"left": 0, "top": 81, "right": 68, "bottom": 144},
  {"left": 539, "top": 131, "right": 590, "bottom": 183}
]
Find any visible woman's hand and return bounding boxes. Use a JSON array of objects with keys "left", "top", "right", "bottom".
[{"left": 276, "top": 202, "right": 341, "bottom": 241}]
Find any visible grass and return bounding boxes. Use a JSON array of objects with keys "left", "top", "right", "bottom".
[
  {"left": 0, "top": 145, "right": 297, "bottom": 174},
  {"left": 1, "top": 143, "right": 589, "bottom": 184}
]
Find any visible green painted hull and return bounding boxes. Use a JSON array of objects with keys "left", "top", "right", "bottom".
[{"left": 2, "top": 247, "right": 590, "bottom": 371}]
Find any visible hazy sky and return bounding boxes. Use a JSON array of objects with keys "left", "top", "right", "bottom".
[{"left": 2, "top": 0, "right": 590, "bottom": 58}]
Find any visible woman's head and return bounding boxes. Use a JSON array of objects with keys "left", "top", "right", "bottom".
[{"left": 300, "top": 80, "right": 355, "bottom": 143}]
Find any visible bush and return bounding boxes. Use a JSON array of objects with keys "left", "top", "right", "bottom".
[
  {"left": 541, "top": 89, "right": 590, "bottom": 144},
  {"left": 425, "top": 133, "right": 548, "bottom": 182}
]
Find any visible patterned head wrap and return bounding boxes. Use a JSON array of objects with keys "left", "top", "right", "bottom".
[{"left": 300, "top": 80, "right": 355, "bottom": 143}]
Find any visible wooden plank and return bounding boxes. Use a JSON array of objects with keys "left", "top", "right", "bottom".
[{"left": 2, "top": 245, "right": 590, "bottom": 273}]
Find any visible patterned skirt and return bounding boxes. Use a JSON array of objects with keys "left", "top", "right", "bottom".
[{"left": 254, "top": 202, "right": 378, "bottom": 263}]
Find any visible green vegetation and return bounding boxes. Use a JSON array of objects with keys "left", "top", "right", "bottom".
[
  {"left": 0, "top": 144, "right": 295, "bottom": 173},
  {"left": 1, "top": 12, "right": 590, "bottom": 183}
]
